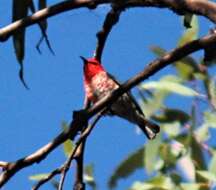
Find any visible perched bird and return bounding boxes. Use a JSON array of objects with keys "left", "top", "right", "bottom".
[{"left": 81, "top": 56, "right": 160, "bottom": 139}]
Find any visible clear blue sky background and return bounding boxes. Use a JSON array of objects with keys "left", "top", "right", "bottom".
[{"left": 0, "top": 1, "right": 214, "bottom": 190}]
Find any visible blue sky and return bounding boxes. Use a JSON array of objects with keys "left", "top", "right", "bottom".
[{"left": 0, "top": 1, "right": 214, "bottom": 190}]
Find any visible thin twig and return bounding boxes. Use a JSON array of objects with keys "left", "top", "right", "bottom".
[
  {"left": 73, "top": 140, "right": 86, "bottom": 190},
  {"left": 32, "top": 168, "right": 62, "bottom": 190},
  {"left": 94, "top": 5, "right": 122, "bottom": 62},
  {"left": 58, "top": 110, "right": 105, "bottom": 190},
  {"left": 32, "top": 111, "right": 104, "bottom": 190}
]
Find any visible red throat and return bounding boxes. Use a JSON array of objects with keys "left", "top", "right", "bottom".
[{"left": 84, "top": 58, "right": 105, "bottom": 83}]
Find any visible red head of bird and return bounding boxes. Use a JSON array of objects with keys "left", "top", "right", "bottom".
[{"left": 80, "top": 56, "right": 105, "bottom": 83}]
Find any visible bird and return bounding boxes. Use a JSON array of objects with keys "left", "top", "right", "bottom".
[{"left": 81, "top": 56, "right": 160, "bottom": 139}]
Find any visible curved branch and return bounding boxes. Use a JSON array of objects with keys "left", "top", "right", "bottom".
[
  {"left": 124, "top": 0, "right": 216, "bottom": 23},
  {"left": 0, "top": 0, "right": 108, "bottom": 42},
  {"left": 1, "top": 0, "right": 216, "bottom": 42},
  {"left": 1, "top": 32, "right": 216, "bottom": 188},
  {"left": 58, "top": 111, "right": 103, "bottom": 190},
  {"left": 32, "top": 168, "right": 62, "bottom": 190},
  {"left": 94, "top": 6, "right": 122, "bottom": 62},
  {"left": 32, "top": 111, "right": 104, "bottom": 190}
]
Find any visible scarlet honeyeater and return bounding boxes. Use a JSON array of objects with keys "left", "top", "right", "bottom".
[{"left": 81, "top": 56, "right": 160, "bottom": 139}]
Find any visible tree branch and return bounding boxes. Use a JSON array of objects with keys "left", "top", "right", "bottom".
[
  {"left": 32, "top": 168, "right": 62, "bottom": 190},
  {"left": 58, "top": 110, "right": 104, "bottom": 190},
  {"left": 32, "top": 111, "right": 104, "bottom": 190},
  {"left": 1, "top": 0, "right": 216, "bottom": 42},
  {"left": 94, "top": 5, "right": 122, "bottom": 62},
  {"left": 73, "top": 141, "right": 86, "bottom": 190},
  {"left": 0, "top": 0, "right": 106, "bottom": 42},
  {"left": 1, "top": 32, "right": 216, "bottom": 188},
  {"left": 124, "top": 0, "right": 216, "bottom": 24}
]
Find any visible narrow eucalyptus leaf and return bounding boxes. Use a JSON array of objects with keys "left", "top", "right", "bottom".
[
  {"left": 145, "top": 134, "right": 161, "bottom": 173},
  {"left": 61, "top": 122, "right": 74, "bottom": 157},
  {"left": 141, "top": 81, "right": 200, "bottom": 97},
  {"left": 38, "top": 0, "right": 47, "bottom": 30},
  {"left": 209, "top": 151, "right": 216, "bottom": 173},
  {"left": 150, "top": 46, "right": 166, "bottom": 57},
  {"left": 108, "top": 147, "right": 145, "bottom": 189},
  {"left": 28, "top": 0, "right": 36, "bottom": 12},
  {"left": 152, "top": 108, "right": 190, "bottom": 124},
  {"left": 196, "top": 170, "right": 216, "bottom": 182},
  {"left": 12, "top": 0, "right": 29, "bottom": 88},
  {"left": 191, "top": 136, "right": 207, "bottom": 173},
  {"left": 178, "top": 15, "right": 198, "bottom": 47},
  {"left": 183, "top": 13, "right": 193, "bottom": 28},
  {"left": 29, "top": 173, "right": 50, "bottom": 181},
  {"left": 84, "top": 164, "right": 97, "bottom": 190},
  {"left": 130, "top": 175, "right": 175, "bottom": 190},
  {"left": 36, "top": 0, "right": 55, "bottom": 54},
  {"left": 180, "top": 183, "right": 209, "bottom": 190}
]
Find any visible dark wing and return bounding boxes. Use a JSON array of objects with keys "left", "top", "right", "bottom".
[
  {"left": 107, "top": 73, "right": 145, "bottom": 116},
  {"left": 108, "top": 72, "right": 160, "bottom": 138}
]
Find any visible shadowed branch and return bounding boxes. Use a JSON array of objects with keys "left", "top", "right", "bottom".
[{"left": 1, "top": 0, "right": 216, "bottom": 42}]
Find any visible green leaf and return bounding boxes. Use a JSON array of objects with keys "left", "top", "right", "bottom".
[
  {"left": 28, "top": 0, "right": 36, "bottom": 13},
  {"left": 129, "top": 181, "right": 154, "bottom": 190},
  {"left": 139, "top": 90, "right": 167, "bottom": 118},
  {"left": 84, "top": 164, "right": 97, "bottom": 190},
  {"left": 145, "top": 134, "right": 161, "bottom": 173},
  {"left": 159, "top": 144, "right": 177, "bottom": 168},
  {"left": 174, "top": 56, "right": 200, "bottom": 81},
  {"left": 152, "top": 108, "right": 190, "bottom": 125},
  {"left": 12, "top": 0, "right": 30, "bottom": 88},
  {"left": 204, "top": 111, "right": 216, "bottom": 128},
  {"left": 178, "top": 15, "right": 198, "bottom": 47},
  {"left": 108, "top": 147, "right": 145, "bottom": 189},
  {"left": 190, "top": 136, "right": 206, "bottom": 173},
  {"left": 150, "top": 46, "right": 200, "bottom": 81},
  {"left": 29, "top": 173, "right": 58, "bottom": 190},
  {"left": 150, "top": 46, "right": 166, "bottom": 57},
  {"left": 29, "top": 173, "right": 50, "bottom": 181},
  {"left": 12, "top": 0, "right": 28, "bottom": 62},
  {"left": 196, "top": 171, "right": 216, "bottom": 182},
  {"left": 209, "top": 151, "right": 216, "bottom": 173},
  {"left": 209, "top": 79, "right": 216, "bottom": 109},
  {"left": 147, "top": 176, "right": 175, "bottom": 190},
  {"left": 141, "top": 80, "right": 200, "bottom": 97},
  {"left": 180, "top": 183, "right": 209, "bottom": 190},
  {"left": 36, "top": 0, "right": 54, "bottom": 54},
  {"left": 169, "top": 172, "right": 182, "bottom": 185},
  {"left": 129, "top": 176, "right": 175, "bottom": 190},
  {"left": 38, "top": 0, "right": 48, "bottom": 33},
  {"left": 162, "top": 122, "right": 181, "bottom": 137},
  {"left": 183, "top": 13, "right": 194, "bottom": 28},
  {"left": 61, "top": 121, "right": 74, "bottom": 157},
  {"left": 159, "top": 141, "right": 186, "bottom": 169},
  {"left": 194, "top": 124, "right": 209, "bottom": 142}
]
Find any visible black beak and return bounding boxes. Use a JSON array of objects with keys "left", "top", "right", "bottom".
[{"left": 80, "top": 56, "right": 87, "bottom": 64}]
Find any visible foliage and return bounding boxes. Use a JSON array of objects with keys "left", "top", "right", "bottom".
[{"left": 107, "top": 16, "right": 216, "bottom": 190}]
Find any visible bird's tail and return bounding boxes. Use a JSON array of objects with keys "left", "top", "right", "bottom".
[{"left": 138, "top": 117, "right": 160, "bottom": 140}]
